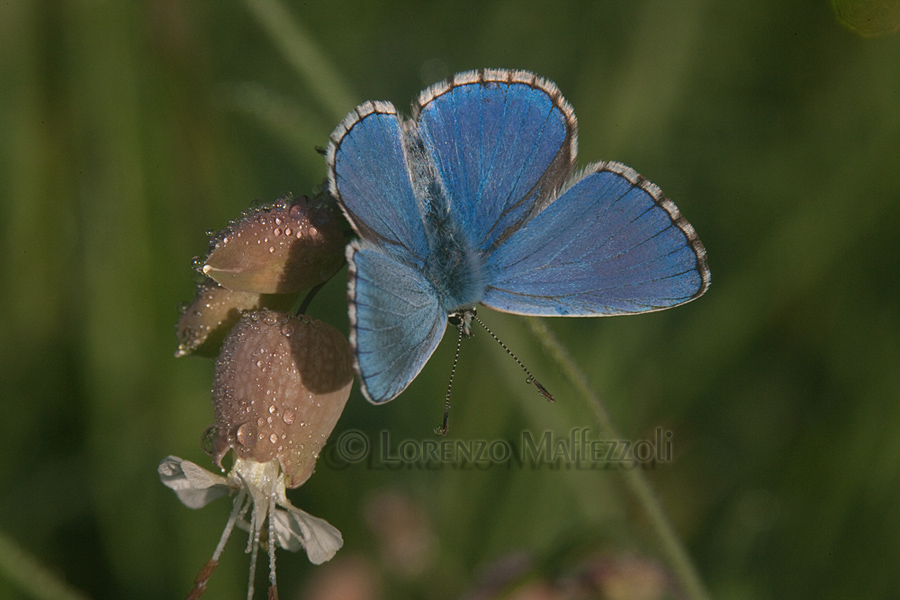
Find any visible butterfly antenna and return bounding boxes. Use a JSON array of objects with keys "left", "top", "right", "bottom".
[
  {"left": 435, "top": 321, "right": 466, "bottom": 436},
  {"left": 186, "top": 490, "right": 249, "bottom": 600},
  {"left": 471, "top": 315, "right": 555, "bottom": 403}
]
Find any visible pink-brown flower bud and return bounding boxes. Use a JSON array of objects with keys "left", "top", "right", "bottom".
[
  {"left": 175, "top": 278, "right": 295, "bottom": 358},
  {"left": 209, "top": 309, "right": 353, "bottom": 487},
  {"left": 202, "top": 194, "right": 346, "bottom": 294}
]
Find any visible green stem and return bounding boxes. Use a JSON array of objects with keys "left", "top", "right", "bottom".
[
  {"left": 242, "top": 0, "right": 357, "bottom": 123},
  {"left": 0, "top": 530, "right": 92, "bottom": 600},
  {"left": 525, "top": 319, "right": 711, "bottom": 600}
]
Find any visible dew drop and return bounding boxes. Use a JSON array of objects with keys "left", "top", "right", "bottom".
[
  {"left": 309, "top": 226, "right": 319, "bottom": 237},
  {"left": 269, "top": 405, "right": 276, "bottom": 414},
  {"left": 282, "top": 409, "right": 295, "bottom": 425},
  {"left": 236, "top": 422, "right": 257, "bottom": 448},
  {"left": 201, "top": 425, "right": 218, "bottom": 455},
  {"left": 284, "top": 228, "right": 292, "bottom": 236},
  {"left": 269, "top": 433, "right": 278, "bottom": 444},
  {"left": 274, "top": 228, "right": 282, "bottom": 236},
  {"left": 281, "top": 323, "right": 294, "bottom": 337}
]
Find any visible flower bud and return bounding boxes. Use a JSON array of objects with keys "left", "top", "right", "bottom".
[
  {"left": 202, "top": 194, "right": 346, "bottom": 294},
  {"left": 175, "top": 278, "right": 295, "bottom": 358},
  {"left": 209, "top": 309, "right": 353, "bottom": 487}
]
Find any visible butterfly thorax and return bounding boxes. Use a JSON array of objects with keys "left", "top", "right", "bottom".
[
  {"left": 423, "top": 204, "right": 485, "bottom": 314},
  {"left": 403, "top": 124, "right": 486, "bottom": 313}
]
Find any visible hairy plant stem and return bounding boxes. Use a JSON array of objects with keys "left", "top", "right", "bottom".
[{"left": 525, "top": 318, "right": 711, "bottom": 600}]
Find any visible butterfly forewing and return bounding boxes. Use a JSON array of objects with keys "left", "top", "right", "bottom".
[
  {"left": 416, "top": 69, "right": 577, "bottom": 254},
  {"left": 327, "top": 101, "right": 429, "bottom": 266}
]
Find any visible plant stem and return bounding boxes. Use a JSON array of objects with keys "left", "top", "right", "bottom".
[
  {"left": 242, "top": 0, "right": 357, "bottom": 122},
  {"left": 0, "top": 530, "right": 92, "bottom": 600},
  {"left": 525, "top": 318, "right": 711, "bottom": 600}
]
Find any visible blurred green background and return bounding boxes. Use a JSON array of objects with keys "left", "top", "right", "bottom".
[{"left": 2, "top": 1, "right": 900, "bottom": 599}]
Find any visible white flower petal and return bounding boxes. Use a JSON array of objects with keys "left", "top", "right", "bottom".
[
  {"left": 181, "top": 458, "right": 228, "bottom": 489},
  {"left": 158, "top": 456, "right": 230, "bottom": 509},
  {"left": 271, "top": 509, "right": 303, "bottom": 552},
  {"left": 272, "top": 506, "right": 343, "bottom": 564}
]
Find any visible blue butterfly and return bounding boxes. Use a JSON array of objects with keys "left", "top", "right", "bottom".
[{"left": 326, "top": 69, "right": 710, "bottom": 404}]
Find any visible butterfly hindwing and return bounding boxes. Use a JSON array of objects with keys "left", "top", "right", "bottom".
[
  {"left": 416, "top": 69, "right": 577, "bottom": 253},
  {"left": 482, "top": 162, "right": 710, "bottom": 316},
  {"left": 348, "top": 241, "right": 448, "bottom": 403}
]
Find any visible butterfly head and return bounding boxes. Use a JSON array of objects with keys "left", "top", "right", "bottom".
[{"left": 448, "top": 307, "right": 477, "bottom": 337}]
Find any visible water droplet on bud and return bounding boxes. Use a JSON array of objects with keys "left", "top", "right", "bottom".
[
  {"left": 236, "top": 422, "right": 258, "bottom": 449},
  {"left": 201, "top": 425, "right": 219, "bottom": 455}
]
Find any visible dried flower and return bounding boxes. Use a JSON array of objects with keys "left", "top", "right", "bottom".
[
  {"left": 159, "top": 456, "right": 343, "bottom": 598},
  {"left": 208, "top": 309, "right": 354, "bottom": 487},
  {"left": 160, "top": 309, "right": 354, "bottom": 599}
]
